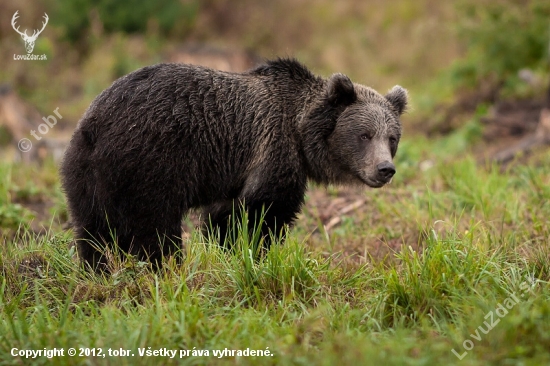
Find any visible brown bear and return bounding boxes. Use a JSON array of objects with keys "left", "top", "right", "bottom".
[{"left": 60, "top": 58, "right": 407, "bottom": 270}]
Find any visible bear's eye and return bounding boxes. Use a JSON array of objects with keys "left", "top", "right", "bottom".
[
  {"left": 360, "top": 134, "right": 370, "bottom": 141},
  {"left": 389, "top": 137, "right": 397, "bottom": 144}
]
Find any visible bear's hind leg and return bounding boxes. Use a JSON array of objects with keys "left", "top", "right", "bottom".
[
  {"left": 120, "top": 218, "right": 183, "bottom": 269},
  {"left": 74, "top": 222, "right": 113, "bottom": 272}
]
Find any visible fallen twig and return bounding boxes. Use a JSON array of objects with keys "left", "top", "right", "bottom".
[
  {"left": 323, "top": 199, "right": 365, "bottom": 232},
  {"left": 494, "top": 108, "right": 550, "bottom": 163}
]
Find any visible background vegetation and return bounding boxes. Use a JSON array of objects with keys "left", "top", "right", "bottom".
[{"left": 1, "top": 0, "right": 550, "bottom": 365}]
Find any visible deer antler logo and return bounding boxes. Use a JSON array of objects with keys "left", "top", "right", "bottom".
[{"left": 11, "top": 11, "right": 49, "bottom": 54}]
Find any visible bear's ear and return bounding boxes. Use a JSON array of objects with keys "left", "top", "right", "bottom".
[
  {"left": 385, "top": 85, "right": 408, "bottom": 115},
  {"left": 327, "top": 73, "right": 356, "bottom": 106}
]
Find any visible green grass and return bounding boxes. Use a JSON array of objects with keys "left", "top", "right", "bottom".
[{"left": 1, "top": 131, "right": 550, "bottom": 365}]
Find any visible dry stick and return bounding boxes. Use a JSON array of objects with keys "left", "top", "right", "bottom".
[
  {"left": 494, "top": 34, "right": 550, "bottom": 164},
  {"left": 494, "top": 108, "right": 550, "bottom": 164},
  {"left": 324, "top": 199, "right": 365, "bottom": 232}
]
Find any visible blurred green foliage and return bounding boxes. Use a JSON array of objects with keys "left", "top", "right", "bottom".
[
  {"left": 52, "top": 0, "right": 198, "bottom": 44},
  {"left": 0, "top": 165, "right": 32, "bottom": 231},
  {"left": 450, "top": 0, "right": 550, "bottom": 93}
]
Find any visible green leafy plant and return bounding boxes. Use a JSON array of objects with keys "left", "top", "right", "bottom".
[
  {"left": 52, "top": 0, "right": 199, "bottom": 44},
  {"left": 0, "top": 164, "right": 33, "bottom": 230},
  {"left": 450, "top": 0, "right": 550, "bottom": 94}
]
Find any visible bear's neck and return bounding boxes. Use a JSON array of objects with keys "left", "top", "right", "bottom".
[{"left": 296, "top": 79, "right": 354, "bottom": 186}]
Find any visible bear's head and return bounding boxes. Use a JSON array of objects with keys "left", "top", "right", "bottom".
[{"left": 301, "top": 73, "right": 407, "bottom": 187}]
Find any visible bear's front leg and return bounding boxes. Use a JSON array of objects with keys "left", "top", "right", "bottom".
[
  {"left": 202, "top": 201, "right": 236, "bottom": 249},
  {"left": 244, "top": 199, "right": 301, "bottom": 252},
  {"left": 203, "top": 200, "right": 298, "bottom": 252},
  {"left": 203, "top": 184, "right": 305, "bottom": 252}
]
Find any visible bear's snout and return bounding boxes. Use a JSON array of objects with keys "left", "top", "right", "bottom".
[{"left": 376, "top": 161, "right": 396, "bottom": 183}]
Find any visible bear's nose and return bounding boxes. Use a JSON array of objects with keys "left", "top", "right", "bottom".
[{"left": 377, "top": 161, "right": 396, "bottom": 181}]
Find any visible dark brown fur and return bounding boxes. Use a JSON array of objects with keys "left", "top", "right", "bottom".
[{"left": 60, "top": 58, "right": 407, "bottom": 270}]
